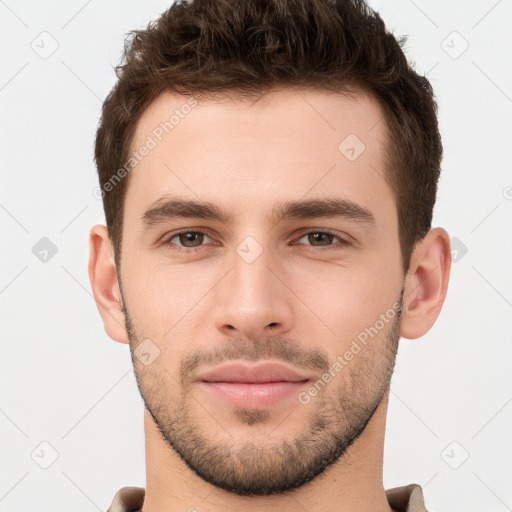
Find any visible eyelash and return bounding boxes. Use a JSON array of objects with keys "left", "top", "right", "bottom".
[{"left": 159, "top": 229, "right": 350, "bottom": 254}]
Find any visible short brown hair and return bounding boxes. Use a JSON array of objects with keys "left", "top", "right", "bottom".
[{"left": 94, "top": 0, "right": 443, "bottom": 273}]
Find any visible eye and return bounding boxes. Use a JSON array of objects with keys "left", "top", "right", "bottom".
[
  {"left": 294, "top": 230, "right": 350, "bottom": 250},
  {"left": 159, "top": 229, "right": 350, "bottom": 254},
  {"left": 160, "top": 230, "right": 215, "bottom": 253}
]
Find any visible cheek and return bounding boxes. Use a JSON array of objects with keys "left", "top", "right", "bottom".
[
  {"left": 290, "top": 258, "right": 401, "bottom": 346},
  {"left": 121, "top": 257, "right": 217, "bottom": 339}
]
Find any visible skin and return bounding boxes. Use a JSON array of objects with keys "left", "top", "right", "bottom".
[{"left": 89, "top": 87, "right": 451, "bottom": 512}]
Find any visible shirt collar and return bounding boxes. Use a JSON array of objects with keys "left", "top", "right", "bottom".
[{"left": 107, "top": 482, "right": 428, "bottom": 512}]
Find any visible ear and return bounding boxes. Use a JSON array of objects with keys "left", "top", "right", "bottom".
[
  {"left": 88, "top": 224, "right": 129, "bottom": 344},
  {"left": 400, "top": 227, "right": 452, "bottom": 339}
]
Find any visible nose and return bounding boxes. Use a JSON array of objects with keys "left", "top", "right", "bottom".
[{"left": 212, "top": 245, "right": 294, "bottom": 341}]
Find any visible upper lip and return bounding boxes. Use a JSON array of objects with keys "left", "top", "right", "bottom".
[{"left": 196, "top": 362, "right": 311, "bottom": 383}]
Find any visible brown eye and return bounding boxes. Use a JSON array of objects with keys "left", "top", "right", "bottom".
[
  {"left": 305, "top": 232, "right": 335, "bottom": 246},
  {"left": 296, "top": 231, "right": 349, "bottom": 250},
  {"left": 176, "top": 232, "right": 205, "bottom": 247},
  {"left": 160, "top": 230, "right": 214, "bottom": 252}
]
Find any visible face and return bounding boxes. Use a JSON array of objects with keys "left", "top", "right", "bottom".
[{"left": 118, "top": 88, "right": 406, "bottom": 495}]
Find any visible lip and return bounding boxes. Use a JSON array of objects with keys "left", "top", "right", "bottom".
[
  {"left": 196, "top": 361, "right": 310, "bottom": 383},
  {"left": 196, "top": 362, "right": 311, "bottom": 409}
]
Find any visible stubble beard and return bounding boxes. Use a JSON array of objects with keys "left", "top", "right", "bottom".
[{"left": 122, "top": 292, "right": 403, "bottom": 496}]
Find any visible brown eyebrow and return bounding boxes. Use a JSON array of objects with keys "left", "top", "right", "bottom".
[{"left": 141, "top": 195, "right": 376, "bottom": 228}]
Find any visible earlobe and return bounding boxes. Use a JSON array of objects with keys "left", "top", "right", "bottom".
[
  {"left": 88, "top": 224, "right": 129, "bottom": 344},
  {"left": 400, "top": 227, "right": 452, "bottom": 340}
]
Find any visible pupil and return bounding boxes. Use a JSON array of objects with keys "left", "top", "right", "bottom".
[
  {"left": 181, "top": 233, "right": 202, "bottom": 247},
  {"left": 310, "top": 233, "right": 332, "bottom": 246}
]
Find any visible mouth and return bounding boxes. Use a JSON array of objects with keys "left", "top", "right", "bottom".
[{"left": 195, "top": 361, "right": 311, "bottom": 409}]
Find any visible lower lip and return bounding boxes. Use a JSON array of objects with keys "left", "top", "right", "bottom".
[{"left": 200, "top": 381, "right": 309, "bottom": 409}]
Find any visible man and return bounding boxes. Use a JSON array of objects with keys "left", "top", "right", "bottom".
[{"left": 89, "top": 0, "right": 451, "bottom": 511}]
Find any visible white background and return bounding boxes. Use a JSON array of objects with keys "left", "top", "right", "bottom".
[{"left": 0, "top": 1, "right": 511, "bottom": 511}]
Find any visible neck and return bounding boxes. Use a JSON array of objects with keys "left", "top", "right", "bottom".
[{"left": 141, "top": 391, "right": 394, "bottom": 512}]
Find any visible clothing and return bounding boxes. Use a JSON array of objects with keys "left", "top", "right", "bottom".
[{"left": 107, "top": 483, "right": 428, "bottom": 511}]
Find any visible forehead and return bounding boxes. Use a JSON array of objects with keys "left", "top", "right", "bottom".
[{"left": 124, "top": 87, "right": 395, "bottom": 230}]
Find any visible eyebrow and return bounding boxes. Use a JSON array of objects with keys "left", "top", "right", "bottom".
[{"left": 141, "top": 195, "right": 376, "bottom": 228}]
